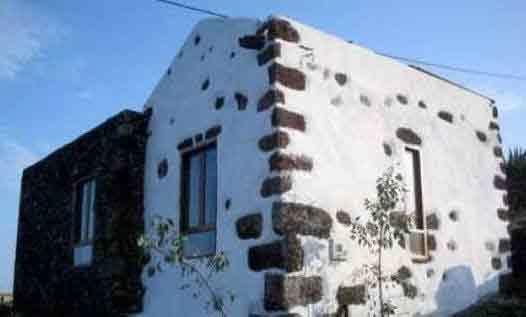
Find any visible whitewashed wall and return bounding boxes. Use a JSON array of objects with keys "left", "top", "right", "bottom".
[
  {"left": 274, "top": 17, "right": 509, "bottom": 316},
  {"left": 137, "top": 15, "right": 509, "bottom": 317},
  {"left": 138, "top": 18, "right": 279, "bottom": 317}
]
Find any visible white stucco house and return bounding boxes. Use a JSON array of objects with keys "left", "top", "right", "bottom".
[{"left": 14, "top": 15, "right": 509, "bottom": 317}]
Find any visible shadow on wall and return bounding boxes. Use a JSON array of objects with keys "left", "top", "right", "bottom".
[{"left": 420, "top": 265, "right": 499, "bottom": 316}]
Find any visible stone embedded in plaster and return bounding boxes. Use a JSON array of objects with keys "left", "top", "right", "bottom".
[
  {"left": 334, "top": 73, "right": 347, "bottom": 86},
  {"left": 225, "top": 199, "right": 232, "bottom": 210},
  {"left": 264, "top": 274, "right": 322, "bottom": 311},
  {"left": 396, "top": 127, "right": 422, "bottom": 146},
  {"left": 272, "top": 108, "right": 306, "bottom": 132},
  {"left": 272, "top": 202, "right": 332, "bottom": 239},
  {"left": 215, "top": 97, "right": 225, "bottom": 110},
  {"left": 258, "top": 89, "right": 285, "bottom": 112},
  {"left": 268, "top": 63, "right": 306, "bottom": 91},
  {"left": 418, "top": 100, "right": 428, "bottom": 109},
  {"left": 494, "top": 175, "right": 507, "bottom": 191},
  {"left": 493, "top": 106, "right": 499, "bottom": 118},
  {"left": 447, "top": 239, "right": 458, "bottom": 251},
  {"left": 201, "top": 78, "right": 210, "bottom": 91},
  {"left": 230, "top": 51, "right": 236, "bottom": 59},
  {"left": 499, "top": 238, "right": 511, "bottom": 253},
  {"left": 497, "top": 208, "right": 509, "bottom": 221},
  {"left": 476, "top": 130, "right": 488, "bottom": 143},
  {"left": 205, "top": 125, "right": 222, "bottom": 140},
  {"left": 489, "top": 121, "right": 500, "bottom": 131},
  {"left": 449, "top": 210, "right": 459, "bottom": 222},
  {"left": 396, "top": 94, "right": 408, "bottom": 105},
  {"left": 497, "top": 133, "right": 503, "bottom": 144},
  {"left": 438, "top": 111, "right": 454, "bottom": 123},
  {"left": 166, "top": 68, "right": 171, "bottom": 76},
  {"left": 266, "top": 18, "right": 301, "bottom": 43},
  {"left": 236, "top": 213, "right": 263, "bottom": 240},
  {"left": 426, "top": 213, "right": 440, "bottom": 230},
  {"left": 492, "top": 257, "right": 503, "bottom": 270},
  {"left": 359, "top": 94, "right": 371, "bottom": 107},
  {"left": 194, "top": 35, "right": 201, "bottom": 45},
  {"left": 169, "top": 117, "right": 175, "bottom": 125},
  {"left": 235, "top": 92, "right": 249, "bottom": 111},
  {"left": 499, "top": 162, "right": 506, "bottom": 174},
  {"left": 336, "top": 285, "right": 366, "bottom": 305},
  {"left": 494, "top": 146, "right": 504, "bottom": 158},
  {"left": 398, "top": 234, "right": 406, "bottom": 249},
  {"left": 157, "top": 159, "right": 168, "bottom": 179},
  {"left": 248, "top": 235, "right": 303, "bottom": 273},
  {"left": 258, "top": 43, "right": 281, "bottom": 66},
  {"left": 427, "top": 234, "right": 437, "bottom": 251},
  {"left": 269, "top": 152, "right": 313, "bottom": 172},
  {"left": 336, "top": 210, "right": 351, "bottom": 226},
  {"left": 177, "top": 138, "right": 193, "bottom": 151},
  {"left": 238, "top": 35, "right": 266, "bottom": 50},
  {"left": 383, "top": 143, "right": 393, "bottom": 156},
  {"left": 330, "top": 96, "right": 343, "bottom": 107},
  {"left": 258, "top": 131, "right": 290, "bottom": 152},
  {"left": 260, "top": 175, "right": 293, "bottom": 198}
]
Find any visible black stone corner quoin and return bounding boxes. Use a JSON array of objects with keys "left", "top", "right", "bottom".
[{"left": 14, "top": 109, "right": 150, "bottom": 316}]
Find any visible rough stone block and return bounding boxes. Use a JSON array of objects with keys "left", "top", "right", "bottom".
[
  {"left": 269, "top": 63, "right": 306, "bottom": 91},
  {"left": 438, "top": 111, "right": 454, "bottom": 123},
  {"left": 261, "top": 175, "right": 292, "bottom": 198},
  {"left": 258, "top": 43, "right": 281, "bottom": 66},
  {"left": 272, "top": 108, "right": 306, "bottom": 132},
  {"left": 336, "top": 285, "right": 366, "bottom": 305},
  {"left": 396, "top": 127, "right": 422, "bottom": 146},
  {"left": 264, "top": 274, "right": 322, "bottom": 311},
  {"left": 258, "top": 131, "right": 290, "bottom": 152},
  {"left": 272, "top": 202, "right": 332, "bottom": 239},
  {"left": 336, "top": 210, "right": 351, "bottom": 226},
  {"left": 236, "top": 213, "right": 262, "bottom": 240},
  {"left": 267, "top": 19, "right": 300, "bottom": 43},
  {"left": 258, "top": 89, "right": 285, "bottom": 112},
  {"left": 248, "top": 235, "right": 303, "bottom": 272},
  {"left": 269, "top": 152, "right": 313, "bottom": 172}
]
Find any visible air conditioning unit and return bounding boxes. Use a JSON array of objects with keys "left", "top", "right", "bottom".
[{"left": 329, "top": 239, "right": 348, "bottom": 262}]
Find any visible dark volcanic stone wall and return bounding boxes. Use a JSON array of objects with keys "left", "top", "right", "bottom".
[{"left": 13, "top": 110, "right": 150, "bottom": 317}]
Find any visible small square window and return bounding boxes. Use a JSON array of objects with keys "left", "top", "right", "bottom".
[
  {"left": 181, "top": 142, "right": 217, "bottom": 257},
  {"left": 73, "top": 178, "right": 96, "bottom": 266}
]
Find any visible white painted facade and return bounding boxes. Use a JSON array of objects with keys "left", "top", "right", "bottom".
[{"left": 137, "top": 16, "right": 508, "bottom": 317}]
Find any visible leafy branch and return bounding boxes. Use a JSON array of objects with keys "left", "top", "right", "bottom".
[
  {"left": 348, "top": 166, "right": 415, "bottom": 317},
  {"left": 138, "top": 215, "right": 234, "bottom": 316}
]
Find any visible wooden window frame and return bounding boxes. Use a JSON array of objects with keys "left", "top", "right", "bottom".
[{"left": 180, "top": 140, "right": 218, "bottom": 257}]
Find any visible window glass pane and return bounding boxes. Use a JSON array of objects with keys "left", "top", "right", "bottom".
[
  {"left": 188, "top": 152, "right": 204, "bottom": 228},
  {"left": 183, "top": 230, "right": 216, "bottom": 257},
  {"left": 404, "top": 149, "right": 416, "bottom": 214},
  {"left": 87, "top": 181, "right": 96, "bottom": 241},
  {"left": 74, "top": 186, "right": 83, "bottom": 244},
  {"left": 82, "top": 182, "right": 90, "bottom": 242},
  {"left": 204, "top": 146, "right": 217, "bottom": 225}
]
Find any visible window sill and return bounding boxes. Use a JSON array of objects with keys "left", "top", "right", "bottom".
[{"left": 411, "top": 255, "right": 433, "bottom": 264}]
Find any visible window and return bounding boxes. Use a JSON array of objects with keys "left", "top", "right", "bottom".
[
  {"left": 404, "top": 147, "right": 427, "bottom": 257},
  {"left": 73, "top": 178, "right": 96, "bottom": 266},
  {"left": 181, "top": 142, "right": 217, "bottom": 257}
]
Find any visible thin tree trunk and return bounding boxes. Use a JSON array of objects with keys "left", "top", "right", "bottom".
[{"left": 378, "top": 231, "right": 384, "bottom": 317}]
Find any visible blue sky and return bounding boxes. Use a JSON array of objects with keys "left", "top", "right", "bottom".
[{"left": 0, "top": 0, "right": 524, "bottom": 292}]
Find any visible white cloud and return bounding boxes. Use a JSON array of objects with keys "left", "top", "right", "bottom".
[
  {"left": 0, "top": 133, "right": 39, "bottom": 192},
  {"left": 0, "top": 0, "right": 62, "bottom": 79}
]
